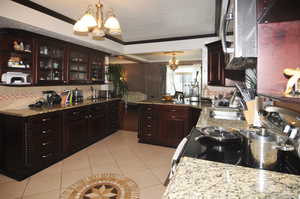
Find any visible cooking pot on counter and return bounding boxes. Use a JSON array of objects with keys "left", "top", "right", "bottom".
[{"left": 244, "top": 128, "right": 294, "bottom": 169}]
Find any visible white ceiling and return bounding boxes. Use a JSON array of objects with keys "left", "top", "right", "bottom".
[
  {"left": 110, "top": 49, "right": 202, "bottom": 64},
  {"left": 30, "top": 0, "right": 216, "bottom": 42}
]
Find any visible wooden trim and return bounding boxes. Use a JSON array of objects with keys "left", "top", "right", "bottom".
[
  {"left": 125, "top": 34, "right": 217, "bottom": 45},
  {"left": 11, "top": 0, "right": 219, "bottom": 45},
  {"left": 11, "top": 0, "right": 76, "bottom": 24}
]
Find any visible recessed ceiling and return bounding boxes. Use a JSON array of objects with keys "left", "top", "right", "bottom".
[
  {"left": 29, "top": 0, "right": 216, "bottom": 42},
  {"left": 110, "top": 49, "right": 202, "bottom": 64}
]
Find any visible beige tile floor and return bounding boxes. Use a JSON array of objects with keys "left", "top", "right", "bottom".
[{"left": 0, "top": 130, "right": 175, "bottom": 199}]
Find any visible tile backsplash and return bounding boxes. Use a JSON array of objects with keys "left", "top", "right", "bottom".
[{"left": 0, "top": 85, "right": 101, "bottom": 110}]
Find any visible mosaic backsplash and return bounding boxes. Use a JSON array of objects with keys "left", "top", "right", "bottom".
[{"left": 0, "top": 85, "right": 102, "bottom": 110}]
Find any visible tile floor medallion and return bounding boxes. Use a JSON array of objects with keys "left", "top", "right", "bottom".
[
  {"left": 61, "top": 173, "right": 139, "bottom": 199},
  {"left": 0, "top": 130, "right": 174, "bottom": 199}
]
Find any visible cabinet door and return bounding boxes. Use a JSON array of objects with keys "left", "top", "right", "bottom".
[
  {"left": 88, "top": 112, "right": 106, "bottom": 143},
  {"left": 69, "top": 47, "right": 89, "bottom": 83},
  {"left": 158, "top": 110, "right": 189, "bottom": 147},
  {"left": 89, "top": 51, "right": 105, "bottom": 83},
  {"left": 106, "top": 101, "right": 119, "bottom": 135},
  {"left": 207, "top": 48, "right": 225, "bottom": 86},
  {"left": 63, "top": 108, "right": 88, "bottom": 154},
  {"left": 37, "top": 40, "right": 65, "bottom": 84}
]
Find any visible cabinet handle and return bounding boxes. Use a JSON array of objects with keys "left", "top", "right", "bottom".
[
  {"left": 89, "top": 114, "right": 92, "bottom": 118},
  {"left": 72, "top": 111, "right": 80, "bottom": 115},
  {"left": 147, "top": 108, "right": 152, "bottom": 111},
  {"left": 42, "top": 118, "right": 51, "bottom": 122},
  {"left": 146, "top": 133, "right": 152, "bottom": 136},
  {"left": 41, "top": 142, "right": 49, "bottom": 146},
  {"left": 171, "top": 109, "right": 177, "bottom": 112},
  {"left": 171, "top": 115, "right": 176, "bottom": 119},
  {"left": 147, "top": 116, "right": 152, "bottom": 119},
  {"left": 85, "top": 115, "right": 89, "bottom": 119},
  {"left": 41, "top": 129, "right": 51, "bottom": 134},
  {"left": 42, "top": 153, "right": 53, "bottom": 158},
  {"left": 147, "top": 125, "right": 152, "bottom": 128}
]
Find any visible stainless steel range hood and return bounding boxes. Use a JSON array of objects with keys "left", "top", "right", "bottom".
[{"left": 220, "top": 0, "right": 257, "bottom": 70}]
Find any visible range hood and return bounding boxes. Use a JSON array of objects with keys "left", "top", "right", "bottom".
[{"left": 220, "top": 0, "right": 257, "bottom": 70}]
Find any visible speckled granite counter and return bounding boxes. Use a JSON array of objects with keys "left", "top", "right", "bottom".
[
  {"left": 163, "top": 157, "right": 300, "bottom": 199},
  {"left": 0, "top": 98, "right": 120, "bottom": 117},
  {"left": 196, "top": 106, "right": 248, "bottom": 130},
  {"left": 137, "top": 99, "right": 211, "bottom": 109}
]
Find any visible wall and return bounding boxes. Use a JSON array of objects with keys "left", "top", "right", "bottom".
[
  {"left": 257, "top": 20, "right": 300, "bottom": 94},
  {"left": 0, "top": 85, "right": 101, "bottom": 110},
  {"left": 122, "top": 63, "right": 166, "bottom": 99}
]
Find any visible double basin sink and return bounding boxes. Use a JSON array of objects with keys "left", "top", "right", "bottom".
[{"left": 210, "top": 107, "right": 244, "bottom": 121}]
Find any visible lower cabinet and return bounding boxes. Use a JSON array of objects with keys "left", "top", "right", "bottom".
[
  {"left": 0, "top": 100, "right": 121, "bottom": 180},
  {"left": 138, "top": 104, "right": 201, "bottom": 148}
]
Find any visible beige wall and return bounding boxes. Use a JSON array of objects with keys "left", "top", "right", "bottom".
[{"left": 0, "top": 85, "right": 101, "bottom": 110}]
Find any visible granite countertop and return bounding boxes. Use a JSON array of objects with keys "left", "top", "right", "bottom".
[
  {"left": 163, "top": 157, "right": 300, "bottom": 199},
  {"left": 196, "top": 106, "right": 248, "bottom": 130},
  {"left": 137, "top": 99, "right": 211, "bottom": 109},
  {"left": 0, "top": 98, "right": 120, "bottom": 117},
  {"left": 163, "top": 107, "right": 300, "bottom": 198}
]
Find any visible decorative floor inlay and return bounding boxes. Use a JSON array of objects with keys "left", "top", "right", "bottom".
[{"left": 61, "top": 173, "right": 139, "bottom": 199}]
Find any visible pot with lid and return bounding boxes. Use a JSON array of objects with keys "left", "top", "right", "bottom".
[{"left": 249, "top": 128, "right": 294, "bottom": 169}]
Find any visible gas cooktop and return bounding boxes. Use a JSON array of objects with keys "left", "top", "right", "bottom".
[{"left": 182, "top": 127, "right": 300, "bottom": 176}]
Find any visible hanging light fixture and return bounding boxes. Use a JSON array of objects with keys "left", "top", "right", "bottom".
[
  {"left": 168, "top": 53, "right": 180, "bottom": 71},
  {"left": 73, "top": 0, "right": 121, "bottom": 40}
]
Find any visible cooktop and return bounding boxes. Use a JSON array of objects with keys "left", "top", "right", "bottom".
[{"left": 182, "top": 127, "right": 300, "bottom": 176}]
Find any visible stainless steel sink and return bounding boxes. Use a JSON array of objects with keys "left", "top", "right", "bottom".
[{"left": 210, "top": 107, "right": 244, "bottom": 121}]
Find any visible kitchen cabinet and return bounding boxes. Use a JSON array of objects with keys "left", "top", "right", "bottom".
[
  {"left": 206, "top": 41, "right": 225, "bottom": 86},
  {"left": 1, "top": 112, "right": 62, "bottom": 180},
  {"left": 138, "top": 105, "right": 157, "bottom": 143},
  {"left": 89, "top": 50, "right": 105, "bottom": 83},
  {"left": 206, "top": 40, "right": 245, "bottom": 86},
  {"left": 0, "top": 99, "right": 122, "bottom": 180},
  {"left": 37, "top": 39, "right": 66, "bottom": 84},
  {"left": 138, "top": 104, "right": 201, "bottom": 148},
  {"left": 0, "top": 29, "right": 34, "bottom": 84},
  {"left": 0, "top": 28, "right": 107, "bottom": 86},
  {"left": 68, "top": 47, "right": 90, "bottom": 83}
]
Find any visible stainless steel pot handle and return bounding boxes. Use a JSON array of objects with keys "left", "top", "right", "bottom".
[{"left": 273, "top": 144, "right": 294, "bottom": 151}]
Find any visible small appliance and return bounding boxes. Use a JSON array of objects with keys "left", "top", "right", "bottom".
[
  {"left": 1, "top": 72, "right": 31, "bottom": 85},
  {"left": 72, "top": 88, "right": 83, "bottom": 103}
]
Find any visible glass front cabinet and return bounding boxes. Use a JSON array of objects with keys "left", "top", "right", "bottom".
[
  {"left": 69, "top": 47, "right": 89, "bottom": 83},
  {"left": 0, "top": 29, "right": 107, "bottom": 86},
  {"left": 89, "top": 51, "right": 105, "bottom": 83},
  {"left": 37, "top": 40, "right": 65, "bottom": 84}
]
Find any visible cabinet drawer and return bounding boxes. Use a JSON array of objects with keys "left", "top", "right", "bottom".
[
  {"left": 90, "top": 104, "right": 105, "bottom": 115},
  {"left": 28, "top": 112, "right": 61, "bottom": 129},
  {"left": 64, "top": 108, "right": 88, "bottom": 122}
]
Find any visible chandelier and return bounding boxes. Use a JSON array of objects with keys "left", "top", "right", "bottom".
[
  {"left": 168, "top": 53, "right": 180, "bottom": 71},
  {"left": 73, "top": 0, "right": 121, "bottom": 40}
]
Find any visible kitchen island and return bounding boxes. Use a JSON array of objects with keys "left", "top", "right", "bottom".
[
  {"left": 137, "top": 99, "right": 205, "bottom": 147},
  {"left": 163, "top": 106, "right": 300, "bottom": 198}
]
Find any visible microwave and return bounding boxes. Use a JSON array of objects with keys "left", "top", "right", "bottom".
[{"left": 220, "top": 0, "right": 257, "bottom": 70}]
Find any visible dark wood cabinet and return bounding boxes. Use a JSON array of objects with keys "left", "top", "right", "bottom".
[
  {"left": 36, "top": 39, "right": 66, "bottom": 84},
  {"left": 206, "top": 41, "right": 226, "bottom": 86},
  {"left": 0, "top": 28, "right": 108, "bottom": 86},
  {"left": 0, "top": 100, "right": 121, "bottom": 180},
  {"left": 206, "top": 40, "right": 245, "bottom": 86},
  {"left": 1, "top": 112, "right": 62, "bottom": 180},
  {"left": 138, "top": 104, "right": 201, "bottom": 148}
]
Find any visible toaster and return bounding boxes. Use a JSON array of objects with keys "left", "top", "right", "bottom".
[{"left": 1, "top": 72, "right": 31, "bottom": 85}]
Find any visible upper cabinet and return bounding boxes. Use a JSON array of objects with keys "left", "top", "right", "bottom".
[
  {"left": 89, "top": 50, "right": 105, "bottom": 83},
  {"left": 69, "top": 47, "right": 89, "bottom": 83},
  {"left": 0, "top": 29, "right": 108, "bottom": 86},
  {"left": 0, "top": 30, "right": 34, "bottom": 84},
  {"left": 206, "top": 41, "right": 245, "bottom": 86},
  {"left": 37, "top": 40, "right": 65, "bottom": 84}
]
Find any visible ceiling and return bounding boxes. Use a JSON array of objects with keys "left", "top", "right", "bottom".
[
  {"left": 29, "top": 0, "right": 217, "bottom": 42},
  {"left": 110, "top": 49, "right": 202, "bottom": 64}
]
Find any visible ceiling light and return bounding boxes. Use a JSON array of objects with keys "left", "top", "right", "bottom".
[
  {"left": 168, "top": 53, "right": 180, "bottom": 71},
  {"left": 73, "top": 0, "right": 121, "bottom": 40}
]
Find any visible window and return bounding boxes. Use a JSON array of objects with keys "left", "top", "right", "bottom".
[{"left": 166, "top": 64, "right": 201, "bottom": 96}]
